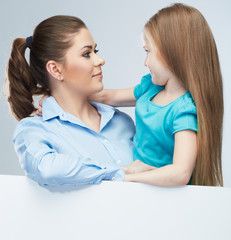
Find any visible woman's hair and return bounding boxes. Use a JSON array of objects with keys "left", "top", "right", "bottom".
[
  {"left": 6, "top": 15, "right": 87, "bottom": 121},
  {"left": 144, "top": 3, "right": 223, "bottom": 186}
]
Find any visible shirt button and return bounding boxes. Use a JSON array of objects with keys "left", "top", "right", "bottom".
[
  {"left": 116, "top": 160, "right": 122, "bottom": 164},
  {"left": 103, "top": 139, "right": 108, "bottom": 143}
]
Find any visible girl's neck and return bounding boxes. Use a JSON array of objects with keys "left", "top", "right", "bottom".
[
  {"left": 163, "top": 76, "right": 187, "bottom": 96},
  {"left": 152, "top": 76, "right": 187, "bottom": 106}
]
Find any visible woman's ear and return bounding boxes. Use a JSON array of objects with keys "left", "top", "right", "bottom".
[{"left": 46, "top": 60, "right": 64, "bottom": 81}]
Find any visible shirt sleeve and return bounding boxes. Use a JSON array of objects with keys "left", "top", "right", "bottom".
[
  {"left": 134, "top": 73, "right": 153, "bottom": 99},
  {"left": 13, "top": 120, "right": 125, "bottom": 186},
  {"left": 172, "top": 103, "right": 198, "bottom": 135}
]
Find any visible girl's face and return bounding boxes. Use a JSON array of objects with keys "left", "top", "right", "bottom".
[
  {"left": 61, "top": 28, "right": 105, "bottom": 96},
  {"left": 143, "top": 34, "right": 173, "bottom": 86}
]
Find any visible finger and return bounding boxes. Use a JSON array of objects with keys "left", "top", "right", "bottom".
[
  {"left": 123, "top": 175, "right": 128, "bottom": 182},
  {"left": 39, "top": 98, "right": 43, "bottom": 107},
  {"left": 38, "top": 106, "right": 42, "bottom": 113},
  {"left": 39, "top": 95, "right": 48, "bottom": 107},
  {"left": 36, "top": 106, "right": 42, "bottom": 115},
  {"left": 122, "top": 166, "right": 129, "bottom": 174},
  {"left": 36, "top": 110, "right": 42, "bottom": 116},
  {"left": 150, "top": 166, "right": 157, "bottom": 170}
]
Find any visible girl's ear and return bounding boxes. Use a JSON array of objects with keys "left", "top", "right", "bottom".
[{"left": 46, "top": 60, "right": 64, "bottom": 81}]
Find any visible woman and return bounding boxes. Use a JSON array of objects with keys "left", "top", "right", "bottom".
[{"left": 6, "top": 15, "right": 139, "bottom": 186}]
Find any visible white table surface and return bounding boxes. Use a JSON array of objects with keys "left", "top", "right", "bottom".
[{"left": 0, "top": 174, "right": 231, "bottom": 240}]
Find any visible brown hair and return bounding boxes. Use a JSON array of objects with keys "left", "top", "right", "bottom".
[
  {"left": 144, "top": 3, "right": 223, "bottom": 186},
  {"left": 6, "top": 15, "right": 87, "bottom": 121}
]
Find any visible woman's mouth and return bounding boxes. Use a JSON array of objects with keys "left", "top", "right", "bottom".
[{"left": 92, "top": 72, "right": 103, "bottom": 78}]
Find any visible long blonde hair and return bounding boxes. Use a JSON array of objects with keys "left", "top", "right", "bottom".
[{"left": 144, "top": 3, "right": 223, "bottom": 186}]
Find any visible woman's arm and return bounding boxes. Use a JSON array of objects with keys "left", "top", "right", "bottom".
[
  {"left": 124, "top": 130, "right": 197, "bottom": 186},
  {"left": 14, "top": 121, "right": 125, "bottom": 186},
  {"left": 88, "top": 87, "right": 137, "bottom": 107}
]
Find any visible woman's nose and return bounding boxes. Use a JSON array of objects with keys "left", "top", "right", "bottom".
[{"left": 95, "top": 55, "right": 105, "bottom": 66}]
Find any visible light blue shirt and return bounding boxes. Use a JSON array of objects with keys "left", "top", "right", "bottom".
[
  {"left": 133, "top": 74, "right": 197, "bottom": 168},
  {"left": 13, "top": 96, "right": 135, "bottom": 186}
]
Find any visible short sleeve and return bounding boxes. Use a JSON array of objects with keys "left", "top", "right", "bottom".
[
  {"left": 134, "top": 74, "right": 153, "bottom": 99},
  {"left": 172, "top": 104, "right": 197, "bottom": 135}
]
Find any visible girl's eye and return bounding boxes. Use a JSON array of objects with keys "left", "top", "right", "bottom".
[{"left": 145, "top": 49, "right": 150, "bottom": 54}]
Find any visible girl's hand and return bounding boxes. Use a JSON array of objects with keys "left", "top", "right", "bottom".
[
  {"left": 122, "top": 160, "right": 156, "bottom": 174},
  {"left": 36, "top": 95, "right": 49, "bottom": 116}
]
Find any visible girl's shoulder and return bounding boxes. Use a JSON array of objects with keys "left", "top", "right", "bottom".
[
  {"left": 170, "top": 92, "right": 198, "bottom": 134},
  {"left": 134, "top": 73, "right": 163, "bottom": 99},
  {"left": 175, "top": 92, "right": 197, "bottom": 112}
]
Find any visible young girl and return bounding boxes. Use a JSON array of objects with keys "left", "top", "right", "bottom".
[{"left": 88, "top": 3, "right": 224, "bottom": 186}]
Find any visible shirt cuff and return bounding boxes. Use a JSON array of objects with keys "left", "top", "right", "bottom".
[{"left": 104, "top": 168, "right": 125, "bottom": 182}]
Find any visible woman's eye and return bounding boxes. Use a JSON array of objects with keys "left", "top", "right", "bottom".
[
  {"left": 83, "top": 52, "right": 91, "bottom": 58},
  {"left": 83, "top": 49, "right": 99, "bottom": 58}
]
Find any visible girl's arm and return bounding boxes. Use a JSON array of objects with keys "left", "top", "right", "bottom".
[
  {"left": 36, "top": 87, "right": 136, "bottom": 116},
  {"left": 88, "top": 87, "right": 137, "bottom": 107},
  {"left": 124, "top": 130, "right": 197, "bottom": 186}
]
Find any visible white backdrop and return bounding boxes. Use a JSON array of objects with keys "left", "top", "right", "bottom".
[
  {"left": 1, "top": 175, "right": 231, "bottom": 240},
  {"left": 0, "top": 0, "right": 231, "bottom": 185}
]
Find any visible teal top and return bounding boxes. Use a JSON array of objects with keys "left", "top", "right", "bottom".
[{"left": 133, "top": 74, "right": 197, "bottom": 168}]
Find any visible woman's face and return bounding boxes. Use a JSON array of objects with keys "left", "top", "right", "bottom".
[
  {"left": 143, "top": 34, "right": 173, "bottom": 86},
  {"left": 61, "top": 28, "right": 105, "bottom": 96}
]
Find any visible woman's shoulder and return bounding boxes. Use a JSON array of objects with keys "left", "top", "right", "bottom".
[
  {"left": 13, "top": 116, "right": 45, "bottom": 139},
  {"left": 16, "top": 115, "right": 44, "bottom": 128},
  {"left": 114, "top": 108, "right": 134, "bottom": 122},
  {"left": 111, "top": 108, "right": 135, "bottom": 133}
]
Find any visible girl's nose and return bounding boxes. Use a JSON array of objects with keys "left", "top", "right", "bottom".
[{"left": 144, "top": 57, "right": 148, "bottom": 67}]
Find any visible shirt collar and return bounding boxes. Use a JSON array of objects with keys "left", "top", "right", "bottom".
[
  {"left": 89, "top": 101, "right": 117, "bottom": 131},
  {"left": 42, "top": 96, "right": 64, "bottom": 121},
  {"left": 42, "top": 96, "right": 116, "bottom": 131}
]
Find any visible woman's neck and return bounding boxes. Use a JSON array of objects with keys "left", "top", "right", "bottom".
[{"left": 51, "top": 88, "right": 100, "bottom": 124}]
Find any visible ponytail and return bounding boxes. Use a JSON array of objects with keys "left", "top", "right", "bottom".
[
  {"left": 6, "top": 15, "right": 87, "bottom": 121},
  {"left": 7, "top": 38, "right": 37, "bottom": 120}
]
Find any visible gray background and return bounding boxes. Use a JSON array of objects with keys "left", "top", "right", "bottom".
[{"left": 0, "top": 0, "right": 230, "bottom": 186}]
